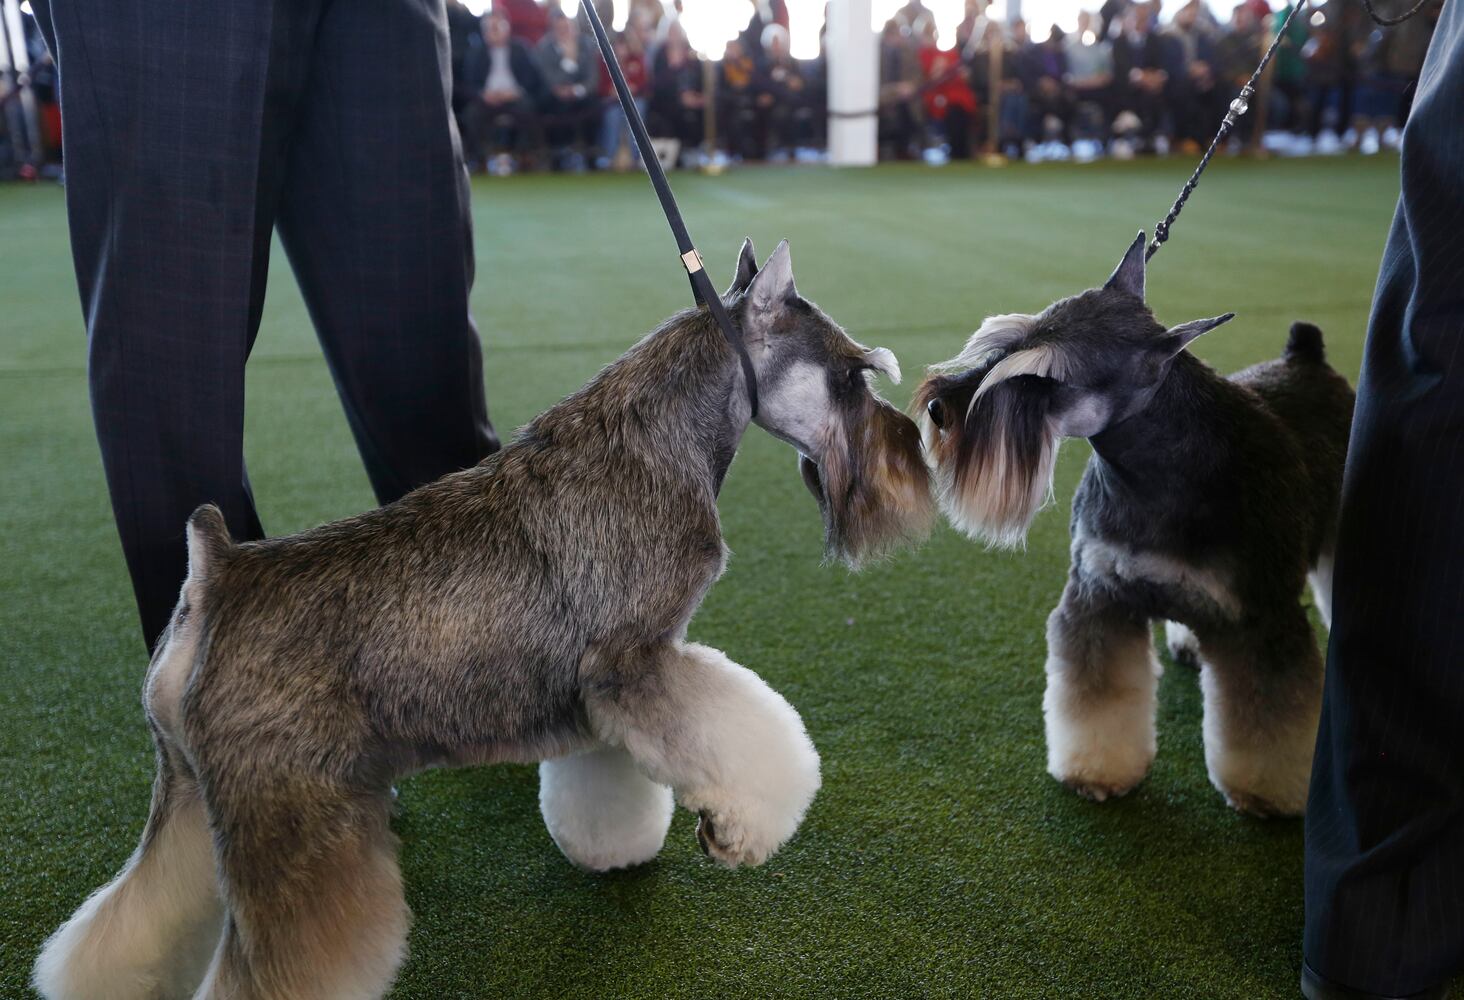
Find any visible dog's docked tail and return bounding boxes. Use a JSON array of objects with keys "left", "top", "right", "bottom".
[
  {"left": 185, "top": 504, "right": 234, "bottom": 587},
  {"left": 1284, "top": 321, "right": 1327, "bottom": 365}
]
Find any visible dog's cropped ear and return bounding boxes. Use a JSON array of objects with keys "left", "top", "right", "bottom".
[
  {"left": 741, "top": 240, "right": 796, "bottom": 345},
  {"left": 1104, "top": 231, "right": 1147, "bottom": 300},
  {"left": 725, "top": 237, "right": 758, "bottom": 297},
  {"left": 747, "top": 240, "right": 795, "bottom": 311},
  {"left": 1156, "top": 313, "right": 1235, "bottom": 357}
]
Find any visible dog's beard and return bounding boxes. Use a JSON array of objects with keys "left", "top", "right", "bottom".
[
  {"left": 915, "top": 374, "right": 1059, "bottom": 549},
  {"left": 802, "top": 398, "right": 935, "bottom": 569}
]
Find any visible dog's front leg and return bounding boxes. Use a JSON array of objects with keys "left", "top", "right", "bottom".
[
  {"left": 1043, "top": 577, "right": 1161, "bottom": 802},
  {"left": 585, "top": 642, "right": 821, "bottom": 868},
  {"left": 1193, "top": 606, "right": 1323, "bottom": 818},
  {"left": 539, "top": 746, "right": 674, "bottom": 872}
]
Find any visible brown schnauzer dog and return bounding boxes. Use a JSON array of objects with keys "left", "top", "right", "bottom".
[{"left": 36, "top": 241, "right": 934, "bottom": 1000}]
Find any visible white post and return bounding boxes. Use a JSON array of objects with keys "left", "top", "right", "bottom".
[{"left": 826, "top": 0, "right": 877, "bottom": 167}]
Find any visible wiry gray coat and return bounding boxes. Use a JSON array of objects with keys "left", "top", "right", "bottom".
[
  {"left": 34, "top": 241, "right": 934, "bottom": 1000},
  {"left": 917, "top": 232, "right": 1354, "bottom": 818}
]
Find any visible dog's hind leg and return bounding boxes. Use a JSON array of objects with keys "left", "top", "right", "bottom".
[
  {"left": 539, "top": 745, "right": 674, "bottom": 872},
  {"left": 34, "top": 606, "right": 225, "bottom": 1000},
  {"left": 194, "top": 784, "right": 408, "bottom": 1000},
  {"left": 1194, "top": 606, "right": 1323, "bottom": 817},
  {"left": 33, "top": 738, "right": 224, "bottom": 1000},
  {"left": 585, "top": 642, "right": 821, "bottom": 868},
  {"left": 1043, "top": 579, "right": 1161, "bottom": 802},
  {"left": 1164, "top": 621, "right": 1201, "bottom": 669}
]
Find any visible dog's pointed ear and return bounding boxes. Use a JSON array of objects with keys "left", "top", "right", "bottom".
[
  {"left": 725, "top": 237, "right": 758, "bottom": 297},
  {"left": 746, "top": 239, "right": 796, "bottom": 313},
  {"left": 1105, "top": 231, "right": 1147, "bottom": 300},
  {"left": 1157, "top": 312, "right": 1235, "bottom": 357}
]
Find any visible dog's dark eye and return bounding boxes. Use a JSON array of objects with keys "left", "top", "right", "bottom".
[{"left": 848, "top": 366, "right": 867, "bottom": 386}]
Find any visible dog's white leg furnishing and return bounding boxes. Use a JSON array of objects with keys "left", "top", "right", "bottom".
[
  {"left": 1195, "top": 609, "right": 1323, "bottom": 817},
  {"left": 539, "top": 745, "right": 674, "bottom": 872},
  {"left": 33, "top": 760, "right": 223, "bottom": 1000},
  {"left": 1043, "top": 581, "right": 1161, "bottom": 802},
  {"left": 587, "top": 642, "right": 821, "bottom": 868}
]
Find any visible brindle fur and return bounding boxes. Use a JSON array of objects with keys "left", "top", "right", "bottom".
[{"left": 35, "top": 241, "right": 932, "bottom": 1000}]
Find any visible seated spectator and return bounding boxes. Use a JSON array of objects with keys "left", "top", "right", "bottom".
[
  {"left": 458, "top": 12, "right": 543, "bottom": 173},
  {"left": 1215, "top": 4, "right": 1265, "bottom": 139},
  {"left": 968, "top": 18, "right": 1024, "bottom": 157},
  {"left": 501, "top": 0, "right": 551, "bottom": 47},
  {"left": 1302, "top": 0, "right": 1361, "bottom": 139},
  {"left": 1029, "top": 26, "right": 1075, "bottom": 145},
  {"left": 1066, "top": 10, "right": 1115, "bottom": 140},
  {"left": 1165, "top": 0, "right": 1225, "bottom": 152},
  {"left": 761, "top": 24, "right": 812, "bottom": 157},
  {"left": 919, "top": 20, "right": 977, "bottom": 159},
  {"left": 720, "top": 38, "right": 771, "bottom": 161},
  {"left": 1112, "top": 1, "right": 1180, "bottom": 152},
  {"left": 1349, "top": 1, "right": 1436, "bottom": 150},
  {"left": 879, "top": 19, "right": 923, "bottom": 160},
  {"left": 445, "top": 0, "right": 484, "bottom": 108},
  {"left": 647, "top": 21, "right": 706, "bottom": 167},
  {"left": 598, "top": 19, "right": 651, "bottom": 171},
  {"left": 536, "top": 10, "right": 599, "bottom": 171}
]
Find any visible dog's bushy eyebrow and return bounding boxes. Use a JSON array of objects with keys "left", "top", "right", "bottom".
[{"left": 932, "top": 313, "right": 1039, "bottom": 375}]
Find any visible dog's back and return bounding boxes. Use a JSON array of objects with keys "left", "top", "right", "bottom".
[{"left": 1230, "top": 321, "right": 1356, "bottom": 559}]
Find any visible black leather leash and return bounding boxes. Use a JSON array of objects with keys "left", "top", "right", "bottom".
[{"left": 580, "top": 0, "right": 760, "bottom": 418}]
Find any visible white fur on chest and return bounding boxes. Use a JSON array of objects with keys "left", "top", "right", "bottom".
[{"left": 1072, "top": 524, "right": 1241, "bottom": 619}]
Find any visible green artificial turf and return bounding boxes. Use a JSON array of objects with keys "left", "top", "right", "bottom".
[{"left": 0, "top": 157, "right": 1409, "bottom": 998}]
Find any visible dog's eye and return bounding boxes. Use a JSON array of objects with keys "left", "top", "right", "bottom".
[{"left": 847, "top": 366, "right": 867, "bottom": 386}]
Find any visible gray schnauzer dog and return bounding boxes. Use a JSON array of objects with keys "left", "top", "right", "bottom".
[
  {"left": 35, "top": 240, "right": 934, "bottom": 1000},
  {"left": 915, "top": 233, "right": 1354, "bottom": 818}
]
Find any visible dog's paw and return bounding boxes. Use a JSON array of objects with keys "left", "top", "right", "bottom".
[
  {"left": 1164, "top": 620, "right": 1201, "bottom": 670},
  {"left": 1205, "top": 746, "right": 1311, "bottom": 819},
  {"left": 694, "top": 809, "right": 779, "bottom": 868},
  {"left": 1060, "top": 774, "right": 1144, "bottom": 803},
  {"left": 1222, "top": 790, "right": 1296, "bottom": 818}
]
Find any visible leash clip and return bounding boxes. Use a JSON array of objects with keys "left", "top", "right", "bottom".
[{"left": 680, "top": 249, "right": 705, "bottom": 275}]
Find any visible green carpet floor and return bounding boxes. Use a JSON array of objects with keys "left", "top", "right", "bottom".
[{"left": 0, "top": 157, "right": 1405, "bottom": 998}]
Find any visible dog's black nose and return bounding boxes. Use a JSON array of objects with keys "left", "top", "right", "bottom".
[{"left": 927, "top": 397, "right": 947, "bottom": 429}]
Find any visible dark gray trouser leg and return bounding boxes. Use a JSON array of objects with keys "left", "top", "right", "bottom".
[
  {"left": 36, "top": 0, "right": 282, "bottom": 649},
  {"left": 276, "top": 0, "right": 497, "bottom": 506},
  {"left": 35, "top": 0, "right": 496, "bottom": 650},
  {"left": 1304, "top": 5, "right": 1464, "bottom": 993}
]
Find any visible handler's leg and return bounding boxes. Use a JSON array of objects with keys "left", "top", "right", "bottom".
[
  {"left": 1304, "top": 7, "right": 1464, "bottom": 996},
  {"left": 276, "top": 0, "right": 498, "bottom": 505},
  {"left": 585, "top": 642, "right": 821, "bottom": 868},
  {"left": 539, "top": 746, "right": 673, "bottom": 872},
  {"left": 30, "top": 0, "right": 312, "bottom": 649}
]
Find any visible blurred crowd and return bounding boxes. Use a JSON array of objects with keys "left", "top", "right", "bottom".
[
  {"left": 878, "top": 0, "right": 1442, "bottom": 163},
  {"left": 0, "top": 0, "right": 1445, "bottom": 179},
  {"left": 447, "top": 0, "right": 825, "bottom": 173}
]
